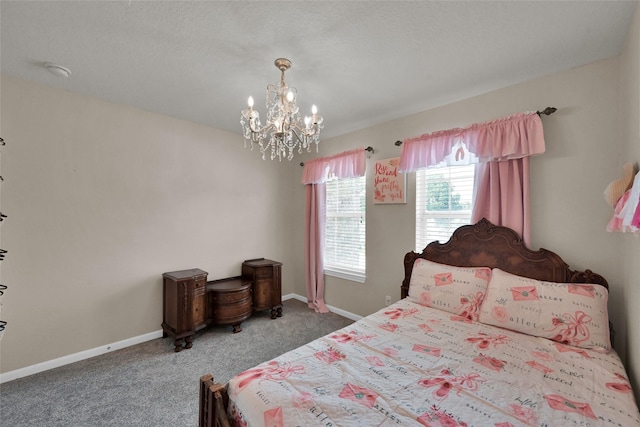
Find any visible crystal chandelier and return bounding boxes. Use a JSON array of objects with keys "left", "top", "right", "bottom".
[{"left": 240, "top": 58, "right": 324, "bottom": 161}]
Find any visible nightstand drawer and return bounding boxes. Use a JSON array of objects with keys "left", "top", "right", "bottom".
[
  {"left": 193, "top": 278, "right": 206, "bottom": 289},
  {"left": 209, "top": 286, "right": 251, "bottom": 304},
  {"left": 255, "top": 267, "right": 273, "bottom": 278},
  {"left": 210, "top": 297, "right": 252, "bottom": 323}
]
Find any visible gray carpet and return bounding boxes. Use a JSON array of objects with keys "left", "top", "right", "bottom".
[{"left": 0, "top": 299, "right": 354, "bottom": 427}]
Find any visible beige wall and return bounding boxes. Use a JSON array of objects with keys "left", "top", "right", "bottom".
[
  {"left": 297, "top": 56, "right": 622, "bottom": 314},
  {"left": 0, "top": 76, "right": 299, "bottom": 373},
  {"left": 620, "top": 4, "right": 640, "bottom": 401},
  {"left": 1, "top": 9, "right": 638, "bottom": 401},
  {"left": 293, "top": 53, "right": 637, "bottom": 387}
]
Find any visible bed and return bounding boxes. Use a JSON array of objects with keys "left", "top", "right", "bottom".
[{"left": 199, "top": 218, "right": 640, "bottom": 427}]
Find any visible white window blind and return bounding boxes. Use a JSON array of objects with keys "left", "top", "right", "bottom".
[
  {"left": 325, "top": 176, "right": 366, "bottom": 282},
  {"left": 415, "top": 165, "right": 475, "bottom": 252}
]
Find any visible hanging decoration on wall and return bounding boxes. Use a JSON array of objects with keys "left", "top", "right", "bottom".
[
  {"left": 240, "top": 58, "right": 324, "bottom": 161},
  {"left": 604, "top": 162, "right": 634, "bottom": 207},
  {"left": 374, "top": 157, "right": 406, "bottom": 204},
  {"left": 606, "top": 162, "right": 640, "bottom": 234}
]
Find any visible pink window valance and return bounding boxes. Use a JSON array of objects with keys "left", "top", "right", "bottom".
[
  {"left": 301, "top": 147, "right": 367, "bottom": 184},
  {"left": 398, "top": 112, "right": 545, "bottom": 173}
]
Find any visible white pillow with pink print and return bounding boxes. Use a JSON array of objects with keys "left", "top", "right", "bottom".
[
  {"left": 478, "top": 268, "right": 610, "bottom": 352},
  {"left": 408, "top": 259, "right": 491, "bottom": 320}
]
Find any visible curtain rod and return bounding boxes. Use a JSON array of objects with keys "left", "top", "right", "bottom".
[
  {"left": 393, "top": 107, "right": 557, "bottom": 146},
  {"left": 300, "top": 146, "right": 374, "bottom": 167}
]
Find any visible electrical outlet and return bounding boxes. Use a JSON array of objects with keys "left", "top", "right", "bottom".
[{"left": 385, "top": 295, "right": 391, "bottom": 306}]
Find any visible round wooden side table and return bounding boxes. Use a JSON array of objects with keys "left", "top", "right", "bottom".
[{"left": 207, "top": 278, "right": 252, "bottom": 333}]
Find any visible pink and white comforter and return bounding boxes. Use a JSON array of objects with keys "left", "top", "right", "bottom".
[{"left": 226, "top": 299, "right": 640, "bottom": 426}]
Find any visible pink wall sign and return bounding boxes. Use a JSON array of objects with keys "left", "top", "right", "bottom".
[{"left": 374, "top": 157, "right": 406, "bottom": 204}]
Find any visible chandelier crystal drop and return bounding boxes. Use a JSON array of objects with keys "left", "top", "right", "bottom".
[{"left": 240, "top": 58, "right": 324, "bottom": 161}]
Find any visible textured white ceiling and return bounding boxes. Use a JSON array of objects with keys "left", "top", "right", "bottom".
[{"left": 1, "top": 1, "right": 637, "bottom": 139}]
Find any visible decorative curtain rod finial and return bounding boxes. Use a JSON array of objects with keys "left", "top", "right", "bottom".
[{"left": 537, "top": 107, "right": 557, "bottom": 116}]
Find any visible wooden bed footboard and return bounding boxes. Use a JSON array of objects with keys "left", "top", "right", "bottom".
[{"left": 199, "top": 374, "right": 231, "bottom": 427}]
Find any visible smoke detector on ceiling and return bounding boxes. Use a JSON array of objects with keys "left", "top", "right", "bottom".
[{"left": 44, "top": 62, "right": 71, "bottom": 78}]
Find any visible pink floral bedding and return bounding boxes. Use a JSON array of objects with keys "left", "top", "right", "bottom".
[{"left": 226, "top": 299, "right": 640, "bottom": 426}]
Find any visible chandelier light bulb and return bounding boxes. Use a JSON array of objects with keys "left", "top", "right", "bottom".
[
  {"left": 286, "top": 91, "right": 294, "bottom": 102},
  {"left": 311, "top": 105, "right": 318, "bottom": 115},
  {"left": 304, "top": 116, "right": 311, "bottom": 126},
  {"left": 247, "top": 96, "right": 254, "bottom": 108}
]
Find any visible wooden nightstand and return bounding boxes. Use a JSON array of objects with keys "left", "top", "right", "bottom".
[
  {"left": 207, "top": 277, "right": 253, "bottom": 333},
  {"left": 242, "top": 258, "right": 283, "bottom": 319},
  {"left": 162, "top": 268, "right": 208, "bottom": 352}
]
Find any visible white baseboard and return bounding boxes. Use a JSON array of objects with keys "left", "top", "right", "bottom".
[
  {"left": 1, "top": 295, "right": 360, "bottom": 384},
  {"left": 283, "top": 293, "right": 362, "bottom": 322},
  {"left": 0, "top": 330, "right": 164, "bottom": 384}
]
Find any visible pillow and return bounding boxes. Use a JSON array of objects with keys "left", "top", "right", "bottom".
[
  {"left": 408, "top": 259, "right": 491, "bottom": 320},
  {"left": 478, "top": 268, "right": 610, "bottom": 352}
]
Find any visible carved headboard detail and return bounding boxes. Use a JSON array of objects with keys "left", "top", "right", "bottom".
[{"left": 401, "top": 218, "right": 608, "bottom": 299}]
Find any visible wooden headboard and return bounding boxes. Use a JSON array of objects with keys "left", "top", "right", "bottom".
[{"left": 401, "top": 218, "right": 608, "bottom": 299}]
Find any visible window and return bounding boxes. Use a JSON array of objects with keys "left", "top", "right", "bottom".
[
  {"left": 325, "top": 176, "right": 366, "bottom": 282},
  {"left": 415, "top": 165, "right": 475, "bottom": 252}
]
